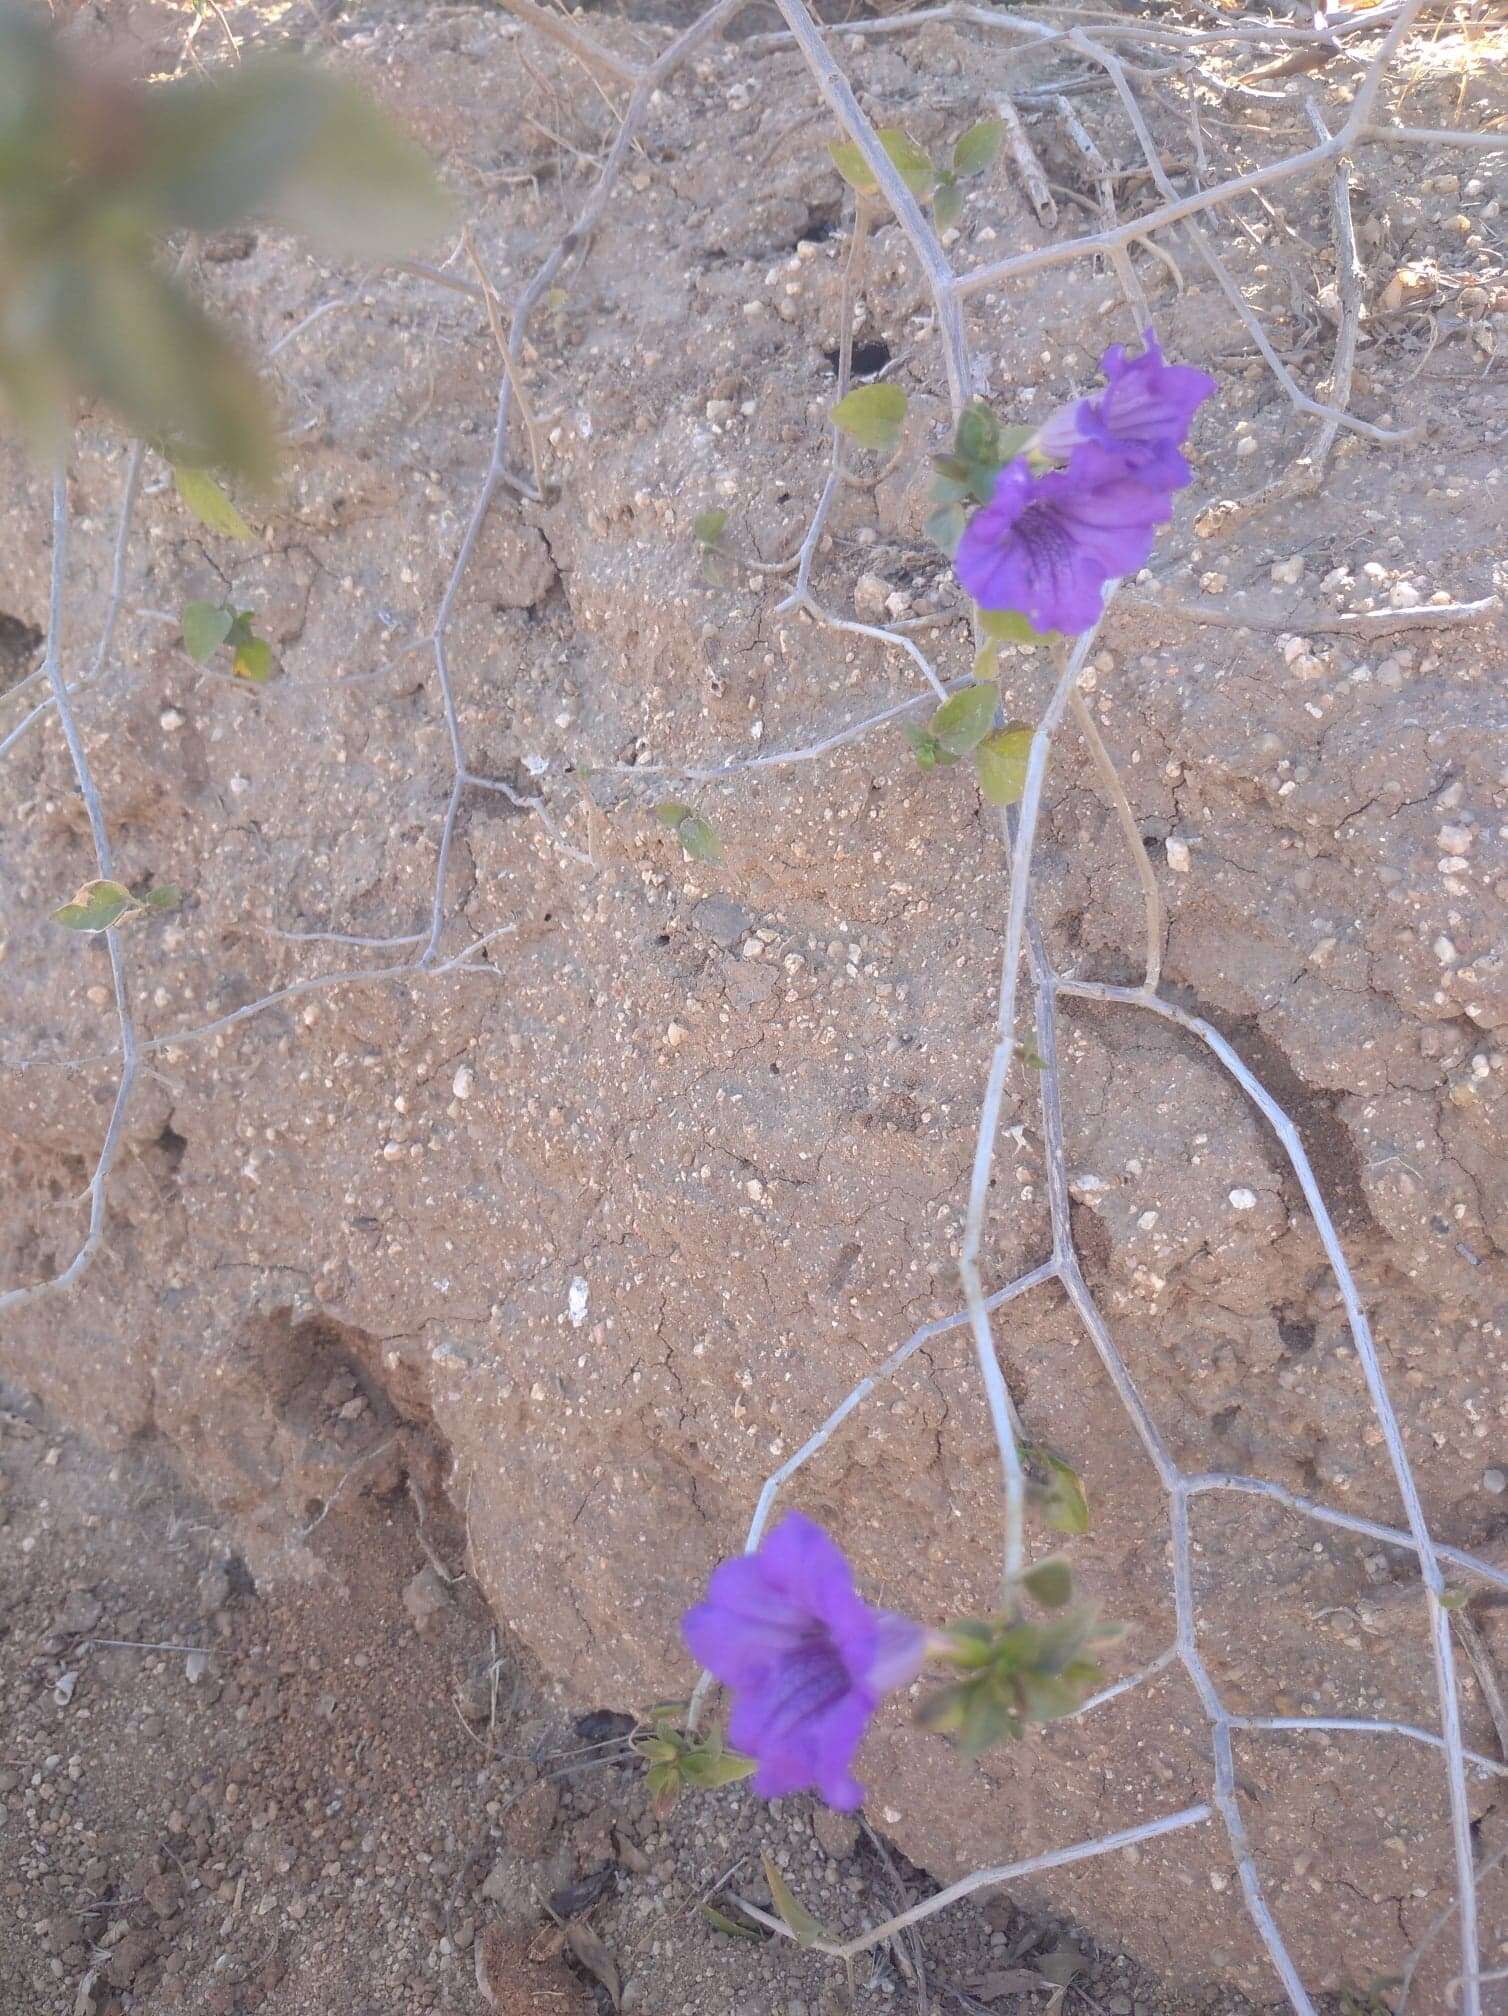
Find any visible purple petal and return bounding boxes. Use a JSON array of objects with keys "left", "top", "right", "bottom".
[
  {"left": 1081, "top": 331, "right": 1214, "bottom": 478},
  {"left": 866, "top": 1611, "right": 928, "bottom": 1694}
]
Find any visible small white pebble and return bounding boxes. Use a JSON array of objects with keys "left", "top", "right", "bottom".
[
  {"left": 568, "top": 1276, "right": 589, "bottom": 1328},
  {"left": 1389, "top": 580, "right": 1422, "bottom": 609},
  {"left": 160, "top": 707, "right": 185, "bottom": 731},
  {"left": 1438, "top": 825, "right": 1473, "bottom": 856},
  {"left": 452, "top": 1064, "right": 474, "bottom": 1100},
  {"left": 1483, "top": 1468, "right": 1507, "bottom": 1495},
  {"left": 1229, "top": 1187, "right": 1258, "bottom": 1212},
  {"left": 1271, "top": 555, "right": 1305, "bottom": 587},
  {"left": 1165, "top": 836, "right": 1192, "bottom": 874}
]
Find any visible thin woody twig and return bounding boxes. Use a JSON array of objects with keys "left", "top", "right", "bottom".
[{"left": 996, "top": 93, "right": 1058, "bottom": 231}]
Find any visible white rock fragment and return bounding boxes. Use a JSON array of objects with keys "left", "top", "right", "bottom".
[
  {"left": 452, "top": 1064, "right": 475, "bottom": 1100},
  {"left": 853, "top": 572, "right": 892, "bottom": 623},
  {"left": 1228, "top": 1187, "right": 1258, "bottom": 1211},
  {"left": 568, "top": 1275, "right": 589, "bottom": 1328},
  {"left": 1165, "top": 836, "right": 1192, "bottom": 874},
  {"left": 1438, "top": 824, "right": 1473, "bottom": 856},
  {"left": 1389, "top": 579, "right": 1422, "bottom": 608},
  {"left": 1271, "top": 555, "right": 1305, "bottom": 587}
]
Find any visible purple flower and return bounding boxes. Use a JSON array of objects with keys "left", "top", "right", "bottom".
[
  {"left": 954, "top": 442, "right": 1175, "bottom": 635},
  {"left": 682, "top": 1512, "right": 926, "bottom": 1810},
  {"left": 1034, "top": 332, "right": 1215, "bottom": 487}
]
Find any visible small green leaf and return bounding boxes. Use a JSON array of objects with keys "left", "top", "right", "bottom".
[
  {"left": 924, "top": 500, "right": 966, "bottom": 558},
  {"left": 762, "top": 1853, "right": 828, "bottom": 1949},
  {"left": 677, "top": 813, "right": 723, "bottom": 864},
  {"left": 979, "top": 606, "right": 1058, "bottom": 649},
  {"left": 655, "top": 803, "right": 722, "bottom": 864},
  {"left": 954, "top": 118, "right": 1004, "bottom": 179},
  {"left": 173, "top": 466, "right": 254, "bottom": 542},
  {"left": 954, "top": 401, "right": 1001, "bottom": 470},
  {"left": 680, "top": 1745, "right": 757, "bottom": 1790},
  {"left": 933, "top": 172, "right": 963, "bottom": 234},
  {"left": 930, "top": 680, "right": 998, "bottom": 757},
  {"left": 53, "top": 879, "right": 137, "bottom": 933},
  {"left": 829, "top": 126, "right": 934, "bottom": 198},
  {"left": 878, "top": 126, "right": 935, "bottom": 197},
  {"left": 232, "top": 636, "right": 275, "bottom": 684},
  {"left": 975, "top": 723, "right": 1033, "bottom": 808},
  {"left": 1026, "top": 1447, "right": 1091, "bottom": 1537},
  {"left": 702, "top": 1904, "right": 765, "bottom": 1942},
  {"left": 1441, "top": 1588, "right": 1471, "bottom": 1612},
  {"left": 1023, "top": 1557, "right": 1074, "bottom": 1610},
  {"left": 181, "top": 599, "right": 235, "bottom": 662},
  {"left": 645, "top": 1759, "right": 680, "bottom": 1815},
  {"left": 831, "top": 382, "right": 907, "bottom": 452},
  {"left": 692, "top": 508, "right": 728, "bottom": 550},
  {"left": 828, "top": 138, "right": 877, "bottom": 195},
  {"left": 141, "top": 883, "right": 183, "bottom": 912}
]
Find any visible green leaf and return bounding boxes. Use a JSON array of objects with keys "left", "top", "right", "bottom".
[
  {"left": 702, "top": 1904, "right": 764, "bottom": 1942},
  {"left": 692, "top": 508, "right": 727, "bottom": 550},
  {"left": 933, "top": 172, "right": 962, "bottom": 234},
  {"left": 904, "top": 724, "right": 957, "bottom": 772},
  {"left": 141, "top": 883, "right": 183, "bottom": 912},
  {"left": 53, "top": 879, "right": 137, "bottom": 933},
  {"left": 181, "top": 600, "right": 235, "bottom": 662},
  {"left": 677, "top": 813, "right": 723, "bottom": 864},
  {"left": 232, "top": 636, "right": 275, "bottom": 684},
  {"left": 975, "top": 723, "right": 1033, "bottom": 807},
  {"left": 46, "top": 245, "right": 275, "bottom": 483},
  {"left": 655, "top": 803, "right": 722, "bottom": 864},
  {"left": 680, "top": 1745, "right": 757, "bottom": 1790},
  {"left": 143, "top": 59, "right": 449, "bottom": 258},
  {"left": 1441, "top": 1588, "right": 1471, "bottom": 1612},
  {"left": 924, "top": 500, "right": 966, "bottom": 559},
  {"left": 645, "top": 1759, "right": 680, "bottom": 1815},
  {"left": 954, "top": 118, "right": 1004, "bottom": 179},
  {"left": 831, "top": 382, "right": 907, "bottom": 452},
  {"left": 877, "top": 126, "right": 935, "bottom": 197},
  {"left": 761, "top": 1853, "right": 828, "bottom": 1949},
  {"left": 1023, "top": 1557, "right": 1074, "bottom": 1610},
  {"left": 173, "top": 467, "right": 254, "bottom": 542},
  {"left": 828, "top": 126, "right": 934, "bottom": 199},
  {"left": 1026, "top": 1447, "right": 1091, "bottom": 1537},
  {"left": 979, "top": 606, "right": 1057, "bottom": 648},
  {"left": 930, "top": 680, "right": 998, "bottom": 757},
  {"left": 954, "top": 400, "right": 1001, "bottom": 471}
]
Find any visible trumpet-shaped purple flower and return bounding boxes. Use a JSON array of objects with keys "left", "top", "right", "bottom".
[
  {"left": 682, "top": 1512, "right": 926, "bottom": 1810},
  {"left": 954, "top": 442, "right": 1175, "bottom": 635},
  {"left": 1034, "top": 332, "right": 1216, "bottom": 487}
]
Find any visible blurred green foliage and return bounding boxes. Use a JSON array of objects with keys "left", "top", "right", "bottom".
[{"left": 0, "top": 5, "right": 448, "bottom": 479}]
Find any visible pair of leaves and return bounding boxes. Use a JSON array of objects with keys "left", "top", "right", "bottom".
[
  {"left": 934, "top": 118, "right": 1004, "bottom": 232},
  {"left": 828, "top": 119, "right": 1002, "bottom": 234},
  {"left": 655, "top": 801, "right": 723, "bottom": 865},
  {"left": 53, "top": 877, "right": 180, "bottom": 933},
  {"left": 181, "top": 601, "right": 275, "bottom": 683},
  {"left": 905, "top": 682, "right": 1035, "bottom": 809},
  {"left": 832, "top": 381, "right": 907, "bottom": 453}
]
